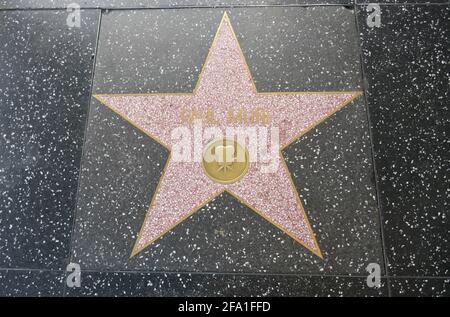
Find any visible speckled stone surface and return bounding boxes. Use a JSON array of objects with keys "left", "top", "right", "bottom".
[
  {"left": 391, "top": 278, "right": 449, "bottom": 297},
  {"left": 358, "top": 4, "right": 449, "bottom": 277},
  {"left": 0, "top": 0, "right": 354, "bottom": 10},
  {"left": 358, "top": 1, "right": 448, "bottom": 4},
  {"left": 68, "top": 7, "right": 383, "bottom": 277},
  {"left": 72, "top": 100, "right": 383, "bottom": 274},
  {"left": 0, "top": 270, "right": 64, "bottom": 296},
  {"left": 284, "top": 98, "right": 383, "bottom": 273},
  {"left": 93, "top": 8, "right": 361, "bottom": 94},
  {"left": 65, "top": 272, "right": 387, "bottom": 296},
  {"left": 1, "top": 3, "right": 448, "bottom": 297},
  {"left": 0, "top": 10, "right": 99, "bottom": 269}
]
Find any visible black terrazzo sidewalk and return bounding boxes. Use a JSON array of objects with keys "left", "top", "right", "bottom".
[{"left": 0, "top": 1, "right": 448, "bottom": 297}]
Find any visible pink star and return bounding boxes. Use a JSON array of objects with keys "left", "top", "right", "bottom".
[{"left": 95, "top": 13, "right": 361, "bottom": 259}]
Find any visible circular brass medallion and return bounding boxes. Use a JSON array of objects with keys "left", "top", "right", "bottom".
[{"left": 202, "top": 138, "right": 249, "bottom": 184}]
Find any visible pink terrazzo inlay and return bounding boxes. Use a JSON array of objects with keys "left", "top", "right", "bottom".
[{"left": 95, "top": 13, "right": 360, "bottom": 258}]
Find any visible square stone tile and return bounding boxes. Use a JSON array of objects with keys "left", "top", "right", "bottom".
[
  {"left": 70, "top": 7, "right": 384, "bottom": 276},
  {"left": 0, "top": 10, "right": 99, "bottom": 269},
  {"left": 358, "top": 4, "right": 449, "bottom": 277}
]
